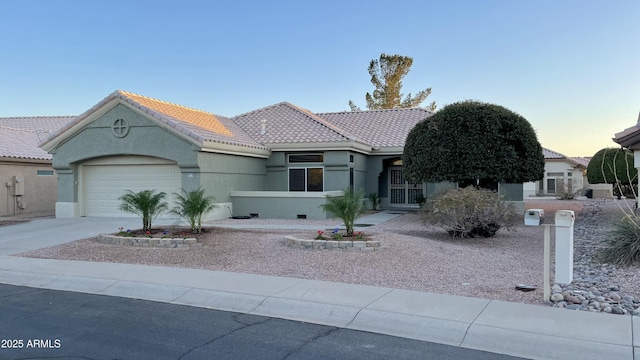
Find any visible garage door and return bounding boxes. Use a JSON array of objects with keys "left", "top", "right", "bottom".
[{"left": 84, "top": 164, "right": 182, "bottom": 217}]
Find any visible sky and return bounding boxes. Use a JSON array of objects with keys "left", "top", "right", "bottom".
[{"left": 1, "top": 0, "right": 638, "bottom": 157}]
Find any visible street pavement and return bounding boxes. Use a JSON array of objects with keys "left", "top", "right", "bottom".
[
  {"left": 0, "top": 213, "right": 637, "bottom": 360},
  {"left": 0, "top": 283, "right": 524, "bottom": 360}
]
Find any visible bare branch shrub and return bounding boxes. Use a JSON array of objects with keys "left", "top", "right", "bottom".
[
  {"left": 556, "top": 178, "right": 582, "bottom": 200},
  {"left": 423, "top": 187, "right": 518, "bottom": 238}
]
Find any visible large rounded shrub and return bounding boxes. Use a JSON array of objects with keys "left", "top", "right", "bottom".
[
  {"left": 403, "top": 101, "right": 544, "bottom": 184},
  {"left": 587, "top": 147, "right": 637, "bottom": 185}
]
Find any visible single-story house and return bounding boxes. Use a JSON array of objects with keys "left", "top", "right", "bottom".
[
  {"left": 523, "top": 148, "right": 590, "bottom": 197},
  {"left": 0, "top": 116, "right": 73, "bottom": 217},
  {"left": 40, "top": 90, "right": 526, "bottom": 220}
]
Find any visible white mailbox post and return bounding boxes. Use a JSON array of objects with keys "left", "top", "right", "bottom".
[
  {"left": 554, "top": 210, "right": 575, "bottom": 284},
  {"left": 524, "top": 209, "right": 551, "bottom": 300}
]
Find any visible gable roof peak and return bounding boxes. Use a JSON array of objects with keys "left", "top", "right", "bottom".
[{"left": 230, "top": 101, "right": 292, "bottom": 119}]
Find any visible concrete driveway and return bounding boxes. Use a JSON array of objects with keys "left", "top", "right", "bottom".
[{"left": 0, "top": 216, "right": 178, "bottom": 256}]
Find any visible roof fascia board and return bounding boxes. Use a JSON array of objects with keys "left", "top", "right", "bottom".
[
  {"left": 265, "top": 141, "right": 372, "bottom": 154},
  {"left": 0, "top": 157, "right": 52, "bottom": 165},
  {"left": 545, "top": 158, "right": 586, "bottom": 170},
  {"left": 370, "top": 146, "right": 404, "bottom": 156},
  {"left": 201, "top": 141, "right": 271, "bottom": 158},
  {"left": 41, "top": 98, "right": 121, "bottom": 152}
]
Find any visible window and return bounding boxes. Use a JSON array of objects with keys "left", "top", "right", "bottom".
[
  {"left": 547, "top": 178, "right": 556, "bottom": 194},
  {"left": 288, "top": 154, "right": 323, "bottom": 163},
  {"left": 349, "top": 168, "right": 354, "bottom": 187},
  {"left": 289, "top": 168, "right": 323, "bottom": 192},
  {"left": 37, "top": 170, "right": 54, "bottom": 176}
]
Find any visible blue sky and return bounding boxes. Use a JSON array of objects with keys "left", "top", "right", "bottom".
[{"left": 1, "top": 0, "right": 638, "bottom": 156}]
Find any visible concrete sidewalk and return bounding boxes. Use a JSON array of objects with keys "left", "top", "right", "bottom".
[{"left": 0, "top": 215, "right": 637, "bottom": 360}]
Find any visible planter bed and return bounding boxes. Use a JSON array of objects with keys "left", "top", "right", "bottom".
[
  {"left": 97, "top": 234, "right": 202, "bottom": 249},
  {"left": 284, "top": 235, "right": 379, "bottom": 251}
]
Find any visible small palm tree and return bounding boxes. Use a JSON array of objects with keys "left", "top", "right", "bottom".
[
  {"left": 119, "top": 189, "right": 168, "bottom": 231},
  {"left": 170, "top": 188, "right": 218, "bottom": 233},
  {"left": 320, "top": 187, "right": 367, "bottom": 236}
]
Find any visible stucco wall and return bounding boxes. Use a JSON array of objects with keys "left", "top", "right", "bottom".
[
  {"left": 540, "top": 160, "right": 584, "bottom": 194},
  {"left": 0, "top": 161, "right": 57, "bottom": 217},
  {"left": 352, "top": 152, "right": 368, "bottom": 191},
  {"left": 230, "top": 191, "right": 342, "bottom": 219},
  {"left": 197, "top": 152, "right": 266, "bottom": 203}
]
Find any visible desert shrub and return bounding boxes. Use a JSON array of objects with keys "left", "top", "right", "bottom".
[
  {"left": 424, "top": 186, "right": 517, "bottom": 238},
  {"left": 556, "top": 178, "right": 582, "bottom": 200},
  {"left": 368, "top": 192, "right": 380, "bottom": 210},
  {"left": 600, "top": 214, "right": 640, "bottom": 266}
]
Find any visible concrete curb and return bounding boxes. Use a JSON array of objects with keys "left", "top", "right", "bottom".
[{"left": 0, "top": 258, "right": 635, "bottom": 360}]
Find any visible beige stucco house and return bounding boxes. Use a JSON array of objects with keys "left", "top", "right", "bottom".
[{"left": 0, "top": 116, "right": 73, "bottom": 217}]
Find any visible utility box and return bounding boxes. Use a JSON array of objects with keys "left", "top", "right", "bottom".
[
  {"left": 13, "top": 176, "right": 24, "bottom": 196},
  {"left": 554, "top": 210, "right": 575, "bottom": 284},
  {"left": 524, "top": 209, "right": 545, "bottom": 226}
]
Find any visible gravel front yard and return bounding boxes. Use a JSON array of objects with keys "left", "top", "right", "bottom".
[{"left": 16, "top": 199, "right": 640, "bottom": 309}]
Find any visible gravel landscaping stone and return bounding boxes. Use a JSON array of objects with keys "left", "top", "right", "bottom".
[{"left": 15, "top": 199, "right": 640, "bottom": 315}]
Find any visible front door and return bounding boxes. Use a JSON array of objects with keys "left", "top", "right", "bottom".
[{"left": 389, "top": 167, "right": 423, "bottom": 206}]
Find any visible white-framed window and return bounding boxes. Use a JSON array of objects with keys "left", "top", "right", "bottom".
[
  {"left": 287, "top": 153, "right": 324, "bottom": 192},
  {"left": 546, "top": 172, "right": 564, "bottom": 194},
  {"left": 289, "top": 167, "right": 324, "bottom": 192}
]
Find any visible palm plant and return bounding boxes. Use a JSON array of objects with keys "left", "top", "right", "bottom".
[
  {"left": 118, "top": 189, "right": 168, "bottom": 231},
  {"left": 320, "top": 187, "right": 367, "bottom": 236},
  {"left": 170, "top": 188, "right": 218, "bottom": 233}
]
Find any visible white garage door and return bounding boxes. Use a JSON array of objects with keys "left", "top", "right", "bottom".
[{"left": 84, "top": 164, "right": 182, "bottom": 217}]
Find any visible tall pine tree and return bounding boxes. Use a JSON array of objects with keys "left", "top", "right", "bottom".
[{"left": 349, "top": 53, "right": 435, "bottom": 111}]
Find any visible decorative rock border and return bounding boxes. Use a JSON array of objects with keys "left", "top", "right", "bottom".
[
  {"left": 97, "top": 234, "right": 202, "bottom": 249},
  {"left": 284, "top": 235, "right": 380, "bottom": 251}
]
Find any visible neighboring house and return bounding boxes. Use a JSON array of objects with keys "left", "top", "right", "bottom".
[
  {"left": 40, "top": 90, "right": 525, "bottom": 220},
  {"left": 0, "top": 116, "right": 74, "bottom": 217},
  {"left": 523, "top": 148, "right": 589, "bottom": 198}
]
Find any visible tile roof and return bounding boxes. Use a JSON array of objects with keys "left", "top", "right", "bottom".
[
  {"left": 232, "top": 102, "right": 369, "bottom": 146},
  {"left": 543, "top": 148, "right": 588, "bottom": 169},
  {"left": 36, "top": 90, "right": 434, "bottom": 155},
  {"left": 0, "top": 116, "right": 74, "bottom": 143},
  {"left": 317, "top": 108, "right": 434, "bottom": 148},
  {"left": 570, "top": 157, "right": 591, "bottom": 167},
  {"left": 542, "top": 148, "right": 566, "bottom": 159},
  {"left": 43, "top": 91, "right": 267, "bottom": 151},
  {"left": 0, "top": 126, "right": 52, "bottom": 160}
]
